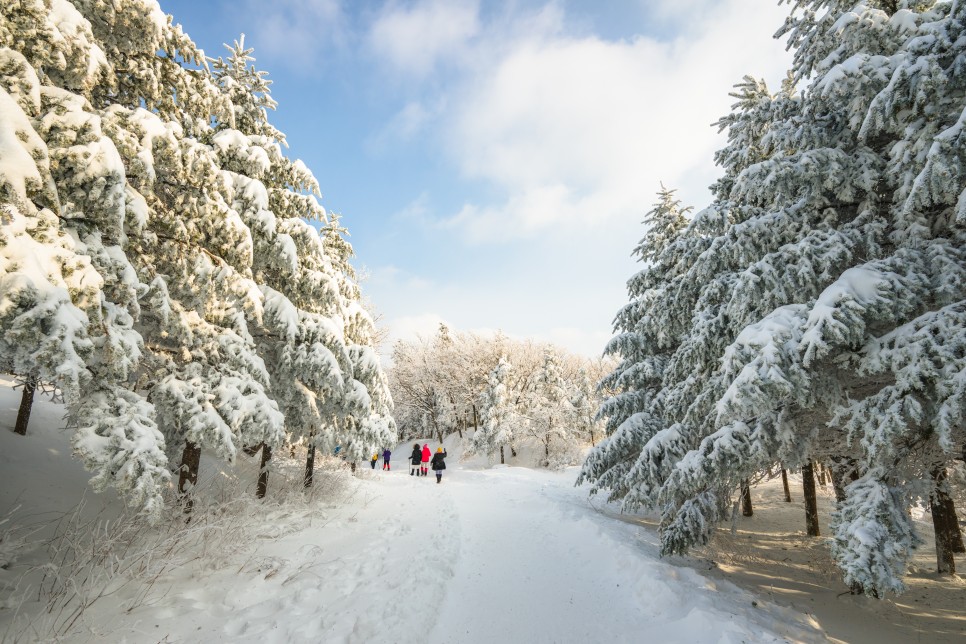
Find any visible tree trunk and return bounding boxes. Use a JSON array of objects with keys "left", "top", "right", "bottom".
[
  {"left": 930, "top": 467, "right": 960, "bottom": 573},
  {"left": 178, "top": 441, "right": 202, "bottom": 515},
  {"left": 500, "top": 444, "right": 505, "bottom": 465},
  {"left": 14, "top": 377, "right": 36, "bottom": 436},
  {"left": 948, "top": 498, "right": 966, "bottom": 554},
  {"left": 472, "top": 404, "right": 479, "bottom": 431},
  {"left": 589, "top": 427, "right": 596, "bottom": 447},
  {"left": 781, "top": 468, "right": 792, "bottom": 503},
  {"left": 304, "top": 444, "right": 315, "bottom": 489},
  {"left": 457, "top": 417, "right": 463, "bottom": 439},
  {"left": 740, "top": 480, "right": 754, "bottom": 517},
  {"left": 828, "top": 457, "right": 859, "bottom": 504},
  {"left": 544, "top": 420, "right": 551, "bottom": 463},
  {"left": 802, "top": 461, "right": 820, "bottom": 537},
  {"left": 510, "top": 444, "right": 517, "bottom": 458},
  {"left": 829, "top": 468, "right": 847, "bottom": 504},
  {"left": 256, "top": 444, "right": 272, "bottom": 499},
  {"left": 816, "top": 462, "right": 828, "bottom": 487}
]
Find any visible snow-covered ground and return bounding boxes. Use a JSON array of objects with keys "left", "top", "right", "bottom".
[{"left": 2, "top": 379, "right": 964, "bottom": 643}]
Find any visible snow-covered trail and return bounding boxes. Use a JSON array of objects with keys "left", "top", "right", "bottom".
[
  {"left": 183, "top": 459, "right": 825, "bottom": 644},
  {"left": 429, "top": 467, "right": 650, "bottom": 642},
  {"left": 424, "top": 467, "right": 824, "bottom": 644},
  {"left": 35, "top": 452, "right": 827, "bottom": 643}
]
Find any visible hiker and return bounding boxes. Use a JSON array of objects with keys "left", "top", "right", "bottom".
[
  {"left": 431, "top": 447, "right": 447, "bottom": 484},
  {"left": 410, "top": 444, "right": 422, "bottom": 476},
  {"left": 421, "top": 443, "right": 431, "bottom": 477},
  {"left": 382, "top": 447, "right": 392, "bottom": 470},
  {"left": 370, "top": 453, "right": 378, "bottom": 469}
]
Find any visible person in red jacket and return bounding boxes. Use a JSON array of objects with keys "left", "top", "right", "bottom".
[{"left": 420, "top": 444, "right": 431, "bottom": 477}]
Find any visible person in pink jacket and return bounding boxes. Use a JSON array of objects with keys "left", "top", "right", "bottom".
[{"left": 420, "top": 444, "right": 431, "bottom": 477}]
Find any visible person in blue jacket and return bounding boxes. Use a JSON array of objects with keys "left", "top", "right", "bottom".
[{"left": 382, "top": 447, "right": 392, "bottom": 470}]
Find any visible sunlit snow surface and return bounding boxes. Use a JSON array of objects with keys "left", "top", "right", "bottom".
[{"left": 0, "top": 379, "right": 824, "bottom": 642}]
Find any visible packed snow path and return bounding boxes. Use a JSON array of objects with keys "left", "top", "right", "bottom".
[{"left": 152, "top": 461, "right": 824, "bottom": 644}]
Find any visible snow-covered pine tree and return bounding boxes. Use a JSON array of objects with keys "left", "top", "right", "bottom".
[
  {"left": 71, "top": 10, "right": 288, "bottom": 502},
  {"left": 320, "top": 214, "right": 396, "bottom": 462},
  {"left": 0, "top": 4, "right": 170, "bottom": 518},
  {"left": 209, "top": 37, "right": 394, "bottom": 473},
  {"left": 577, "top": 186, "right": 694, "bottom": 509},
  {"left": 584, "top": 0, "right": 966, "bottom": 594}
]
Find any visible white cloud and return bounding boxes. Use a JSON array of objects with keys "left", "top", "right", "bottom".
[
  {"left": 365, "top": 99, "right": 445, "bottom": 153},
  {"left": 387, "top": 312, "right": 449, "bottom": 344},
  {"left": 367, "top": 0, "right": 481, "bottom": 77},
  {"left": 239, "top": 0, "right": 347, "bottom": 70},
  {"left": 433, "top": 0, "right": 792, "bottom": 241},
  {"left": 359, "top": 0, "right": 800, "bottom": 358}
]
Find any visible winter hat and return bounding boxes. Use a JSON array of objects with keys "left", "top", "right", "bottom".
[{"left": 437, "top": 447, "right": 443, "bottom": 453}]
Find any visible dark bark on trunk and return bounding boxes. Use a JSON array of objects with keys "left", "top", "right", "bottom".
[
  {"left": 589, "top": 427, "right": 596, "bottom": 447},
  {"left": 932, "top": 467, "right": 965, "bottom": 554},
  {"left": 256, "top": 444, "right": 272, "bottom": 499},
  {"left": 816, "top": 462, "right": 828, "bottom": 487},
  {"left": 432, "top": 416, "right": 443, "bottom": 443},
  {"left": 802, "top": 461, "right": 820, "bottom": 537},
  {"left": 850, "top": 581, "right": 876, "bottom": 598},
  {"left": 304, "top": 444, "right": 315, "bottom": 488},
  {"left": 500, "top": 444, "right": 505, "bottom": 465},
  {"left": 242, "top": 444, "right": 260, "bottom": 457},
  {"left": 544, "top": 420, "right": 551, "bottom": 464},
  {"left": 510, "top": 444, "right": 517, "bottom": 458},
  {"left": 781, "top": 468, "right": 792, "bottom": 503},
  {"left": 828, "top": 457, "right": 858, "bottom": 504},
  {"left": 472, "top": 404, "right": 479, "bottom": 431},
  {"left": 457, "top": 417, "right": 463, "bottom": 439},
  {"left": 178, "top": 441, "right": 202, "bottom": 515},
  {"left": 14, "top": 378, "right": 36, "bottom": 436},
  {"left": 931, "top": 467, "right": 960, "bottom": 573},
  {"left": 949, "top": 500, "right": 966, "bottom": 554},
  {"left": 830, "top": 468, "right": 847, "bottom": 504},
  {"left": 740, "top": 480, "right": 753, "bottom": 517}
]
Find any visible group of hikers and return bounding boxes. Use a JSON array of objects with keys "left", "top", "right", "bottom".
[{"left": 369, "top": 443, "right": 448, "bottom": 483}]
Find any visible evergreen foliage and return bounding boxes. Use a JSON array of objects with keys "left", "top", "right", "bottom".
[
  {"left": 581, "top": 0, "right": 966, "bottom": 595},
  {"left": 0, "top": 1, "right": 393, "bottom": 519}
]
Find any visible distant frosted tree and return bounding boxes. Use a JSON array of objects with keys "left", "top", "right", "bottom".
[
  {"left": 570, "top": 369, "right": 601, "bottom": 446},
  {"left": 475, "top": 357, "right": 516, "bottom": 464},
  {"left": 524, "top": 347, "right": 576, "bottom": 468}
]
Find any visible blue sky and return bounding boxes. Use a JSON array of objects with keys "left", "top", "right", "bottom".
[{"left": 158, "top": 0, "right": 793, "bottom": 358}]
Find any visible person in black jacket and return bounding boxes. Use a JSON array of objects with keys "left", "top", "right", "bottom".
[
  {"left": 430, "top": 447, "right": 447, "bottom": 484},
  {"left": 410, "top": 444, "right": 422, "bottom": 476}
]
